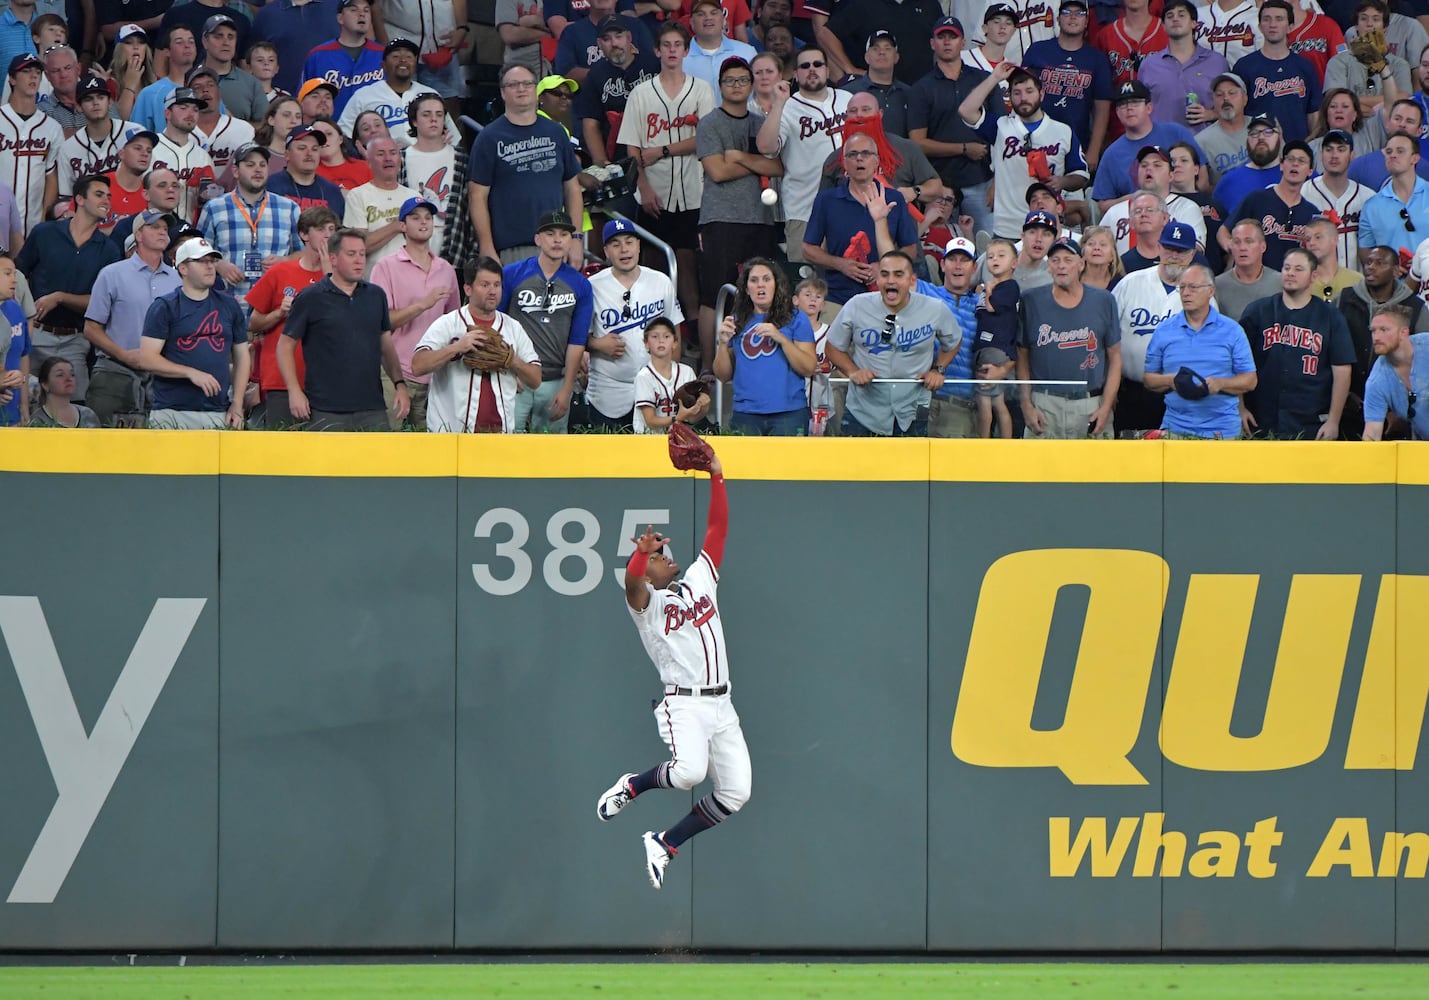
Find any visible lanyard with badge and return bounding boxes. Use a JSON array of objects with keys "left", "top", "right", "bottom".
[{"left": 234, "top": 194, "right": 267, "bottom": 281}]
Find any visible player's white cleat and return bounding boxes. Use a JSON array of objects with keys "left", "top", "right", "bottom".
[
  {"left": 598, "top": 773, "right": 638, "bottom": 821},
  {"left": 642, "top": 831, "right": 674, "bottom": 890}
]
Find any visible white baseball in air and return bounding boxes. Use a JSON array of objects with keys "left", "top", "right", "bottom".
[{"left": 761, "top": 187, "right": 778, "bottom": 206}]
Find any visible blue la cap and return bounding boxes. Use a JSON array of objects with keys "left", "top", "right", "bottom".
[
  {"left": 1159, "top": 220, "right": 1197, "bottom": 250},
  {"left": 602, "top": 218, "right": 638, "bottom": 244},
  {"left": 1023, "top": 210, "right": 1058, "bottom": 232}
]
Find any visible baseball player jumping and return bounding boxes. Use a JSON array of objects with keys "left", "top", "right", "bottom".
[{"left": 597, "top": 443, "right": 752, "bottom": 890}]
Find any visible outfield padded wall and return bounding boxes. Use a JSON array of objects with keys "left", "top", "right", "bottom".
[{"left": 0, "top": 433, "right": 1425, "bottom": 952}]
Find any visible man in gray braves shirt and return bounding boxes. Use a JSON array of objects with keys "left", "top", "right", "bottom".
[
  {"left": 1017, "top": 235, "right": 1122, "bottom": 438},
  {"left": 825, "top": 249, "right": 959, "bottom": 436}
]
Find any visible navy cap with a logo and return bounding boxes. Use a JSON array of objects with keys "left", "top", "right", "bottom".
[
  {"left": 1159, "top": 221, "right": 1197, "bottom": 250},
  {"left": 1023, "top": 210, "right": 1059, "bottom": 232},
  {"left": 933, "top": 16, "right": 964, "bottom": 37}
]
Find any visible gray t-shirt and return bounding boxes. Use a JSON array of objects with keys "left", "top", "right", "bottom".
[
  {"left": 1195, "top": 122, "right": 1249, "bottom": 185},
  {"left": 696, "top": 106, "right": 767, "bottom": 226},
  {"left": 1017, "top": 283, "right": 1121, "bottom": 393},
  {"left": 827, "top": 290, "right": 960, "bottom": 434},
  {"left": 1214, "top": 267, "right": 1283, "bottom": 322},
  {"left": 495, "top": 0, "right": 544, "bottom": 76}
]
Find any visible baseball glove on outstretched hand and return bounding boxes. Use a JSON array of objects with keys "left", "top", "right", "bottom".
[
  {"left": 674, "top": 376, "right": 711, "bottom": 411},
  {"left": 461, "top": 328, "right": 513, "bottom": 373},
  {"left": 668, "top": 421, "right": 715, "bottom": 472}
]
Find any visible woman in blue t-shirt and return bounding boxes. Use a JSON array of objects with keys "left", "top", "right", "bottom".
[{"left": 713, "top": 258, "right": 818, "bottom": 436}]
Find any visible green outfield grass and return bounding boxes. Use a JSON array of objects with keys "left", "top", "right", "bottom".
[{"left": 0, "top": 962, "right": 1425, "bottom": 1000}]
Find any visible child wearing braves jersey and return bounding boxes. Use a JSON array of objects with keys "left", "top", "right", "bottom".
[
  {"left": 794, "top": 276, "right": 832, "bottom": 433},
  {"left": 632, "top": 316, "right": 705, "bottom": 432},
  {"left": 974, "top": 238, "right": 1019, "bottom": 438},
  {"left": 597, "top": 441, "right": 750, "bottom": 891}
]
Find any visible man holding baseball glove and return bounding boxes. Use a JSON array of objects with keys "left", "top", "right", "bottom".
[{"left": 409, "top": 256, "right": 541, "bottom": 433}]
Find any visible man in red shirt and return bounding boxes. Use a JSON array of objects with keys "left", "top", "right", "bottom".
[
  {"left": 1287, "top": 1, "right": 1345, "bottom": 84},
  {"left": 103, "top": 129, "right": 160, "bottom": 232},
  {"left": 244, "top": 204, "right": 338, "bottom": 427},
  {"left": 1094, "top": 0, "right": 1168, "bottom": 87}
]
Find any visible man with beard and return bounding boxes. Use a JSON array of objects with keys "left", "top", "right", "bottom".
[
  {"left": 1231, "top": 137, "right": 1317, "bottom": 270},
  {"left": 1212, "top": 112, "right": 1283, "bottom": 221},
  {"left": 555, "top": 0, "right": 657, "bottom": 86},
  {"left": 1196, "top": 71, "right": 1251, "bottom": 184},
  {"left": 1137, "top": 0, "right": 1229, "bottom": 132},
  {"left": 1303, "top": 128, "right": 1372, "bottom": 269},
  {"left": 578, "top": 17, "right": 658, "bottom": 166},
  {"left": 757, "top": 43, "right": 850, "bottom": 262},
  {"left": 1017, "top": 234, "right": 1121, "bottom": 438},
  {"left": 958, "top": 61, "right": 1088, "bottom": 240},
  {"left": 1112, "top": 220, "right": 1209, "bottom": 433},
  {"left": 1239, "top": 246, "right": 1354, "bottom": 439},
  {"left": 1362, "top": 304, "right": 1429, "bottom": 440},
  {"left": 1214, "top": 218, "right": 1282, "bottom": 320},
  {"left": 1022, "top": 0, "right": 1114, "bottom": 168},
  {"left": 1341, "top": 244, "right": 1429, "bottom": 438},
  {"left": 1232, "top": 0, "right": 1321, "bottom": 142},
  {"left": 1358, "top": 131, "right": 1429, "bottom": 263}
]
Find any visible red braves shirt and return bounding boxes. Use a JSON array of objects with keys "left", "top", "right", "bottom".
[{"left": 1288, "top": 13, "right": 1345, "bottom": 84}]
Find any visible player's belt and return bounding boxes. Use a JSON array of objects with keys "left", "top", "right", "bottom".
[
  {"left": 36, "top": 323, "right": 82, "bottom": 336},
  {"left": 665, "top": 684, "right": 728, "bottom": 697}
]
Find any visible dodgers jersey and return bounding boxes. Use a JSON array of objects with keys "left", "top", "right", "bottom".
[
  {"left": 630, "top": 550, "right": 727, "bottom": 690},
  {"left": 1113, "top": 265, "right": 1218, "bottom": 381},
  {"left": 586, "top": 265, "right": 683, "bottom": 418}
]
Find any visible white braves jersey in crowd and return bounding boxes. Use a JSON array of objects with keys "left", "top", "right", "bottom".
[
  {"left": 196, "top": 115, "right": 256, "bottom": 171},
  {"left": 629, "top": 550, "right": 727, "bottom": 690},
  {"left": 337, "top": 79, "right": 459, "bottom": 148},
  {"left": 970, "top": 0, "right": 1056, "bottom": 63},
  {"left": 0, "top": 104, "right": 61, "bottom": 234},
  {"left": 1410, "top": 238, "right": 1429, "bottom": 301},
  {"left": 1302, "top": 176, "right": 1371, "bottom": 270},
  {"left": 1114, "top": 265, "right": 1218, "bottom": 381},
  {"left": 633, "top": 360, "right": 696, "bottom": 434},
  {"left": 773, "top": 87, "right": 850, "bottom": 223},
  {"left": 980, "top": 112, "right": 1087, "bottom": 239},
  {"left": 416, "top": 307, "right": 539, "bottom": 433},
  {"left": 1195, "top": 0, "right": 1263, "bottom": 67},
  {"left": 586, "top": 265, "right": 683, "bottom": 418},
  {"left": 57, "top": 119, "right": 140, "bottom": 196},
  {"left": 806, "top": 319, "right": 831, "bottom": 413},
  {"left": 1101, "top": 193, "right": 1208, "bottom": 255},
  {"left": 150, "top": 130, "right": 216, "bottom": 222},
  {"left": 961, "top": 46, "right": 1012, "bottom": 113},
  {"left": 618, "top": 74, "right": 716, "bottom": 213}
]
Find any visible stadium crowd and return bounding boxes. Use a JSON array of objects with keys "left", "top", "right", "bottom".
[{"left": 0, "top": 0, "right": 1426, "bottom": 439}]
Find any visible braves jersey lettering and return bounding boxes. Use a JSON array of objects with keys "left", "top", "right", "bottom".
[
  {"left": 797, "top": 110, "right": 846, "bottom": 142},
  {"left": 1260, "top": 213, "right": 1310, "bottom": 246},
  {"left": 631, "top": 552, "right": 726, "bottom": 687},
  {"left": 320, "top": 67, "right": 384, "bottom": 92},
  {"left": 1036, "top": 323, "right": 1100, "bottom": 363},
  {"left": 1260, "top": 322, "right": 1323, "bottom": 354},
  {"left": 1200, "top": 23, "right": 1255, "bottom": 50},
  {"left": 1002, "top": 134, "right": 1063, "bottom": 160},
  {"left": 646, "top": 112, "right": 699, "bottom": 140},
  {"left": 664, "top": 593, "right": 714, "bottom": 634},
  {"left": 1252, "top": 76, "right": 1307, "bottom": 100},
  {"left": 0, "top": 135, "right": 50, "bottom": 155}
]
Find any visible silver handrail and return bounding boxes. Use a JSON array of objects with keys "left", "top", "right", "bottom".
[
  {"left": 711, "top": 282, "right": 739, "bottom": 428},
  {"left": 829, "top": 378, "right": 1090, "bottom": 385},
  {"left": 599, "top": 208, "right": 678, "bottom": 300}
]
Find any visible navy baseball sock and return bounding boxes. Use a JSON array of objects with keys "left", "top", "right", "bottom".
[
  {"left": 629, "top": 765, "right": 666, "bottom": 796},
  {"left": 661, "top": 794, "right": 733, "bottom": 849}
]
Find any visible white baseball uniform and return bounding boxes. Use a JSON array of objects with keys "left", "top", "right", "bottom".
[
  {"left": 1303, "top": 176, "right": 1371, "bottom": 270},
  {"left": 1196, "top": 0, "right": 1263, "bottom": 68},
  {"left": 974, "top": 111, "right": 1088, "bottom": 239},
  {"left": 1408, "top": 237, "right": 1429, "bottom": 301},
  {"left": 150, "top": 130, "right": 216, "bottom": 223},
  {"left": 1101, "top": 193, "right": 1208, "bottom": 256},
  {"left": 415, "top": 307, "right": 540, "bottom": 433},
  {"left": 587, "top": 265, "right": 683, "bottom": 419},
  {"left": 57, "top": 119, "right": 140, "bottom": 197},
  {"left": 617, "top": 74, "right": 716, "bottom": 214},
  {"left": 196, "top": 115, "right": 256, "bottom": 173},
  {"left": 0, "top": 104, "right": 62, "bottom": 234},
  {"left": 633, "top": 360, "right": 696, "bottom": 434},
  {"left": 1114, "top": 265, "right": 1218, "bottom": 381},
  {"left": 772, "top": 88, "right": 851, "bottom": 223},
  {"left": 969, "top": 0, "right": 1056, "bottom": 62}
]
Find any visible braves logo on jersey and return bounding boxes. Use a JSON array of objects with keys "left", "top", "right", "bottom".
[
  {"left": 176, "top": 310, "right": 228, "bottom": 352},
  {"left": 664, "top": 592, "right": 715, "bottom": 634},
  {"left": 1035, "top": 322, "right": 1100, "bottom": 368},
  {"left": 1260, "top": 321, "right": 1323, "bottom": 354},
  {"left": 796, "top": 110, "right": 846, "bottom": 142},
  {"left": 645, "top": 112, "right": 699, "bottom": 140},
  {"left": 1198, "top": 22, "right": 1255, "bottom": 50},
  {"left": 1251, "top": 76, "right": 1308, "bottom": 100},
  {"left": 739, "top": 325, "right": 780, "bottom": 359},
  {"left": 67, "top": 144, "right": 121, "bottom": 179},
  {"left": 1001, "top": 134, "right": 1064, "bottom": 161},
  {"left": 418, "top": 164, "right": 451, "bottom": 203}
]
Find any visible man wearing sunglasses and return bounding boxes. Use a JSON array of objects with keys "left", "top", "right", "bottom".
[
  {"left": 1357, "top": 132, "right": 1429, "bottom": 266},
  {"left": 1363, "top": 303, "right": 1429, "bottom": 440}
]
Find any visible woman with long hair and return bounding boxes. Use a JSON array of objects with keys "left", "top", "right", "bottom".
[
  {"left": 1308, "top": 87, "right": 1379, "bottom": 164},
  {"left": 712, "top": 257, "right": 817, "bottom": 435},
  {"left": 353, "top": 111, "right": 393, "bottom": 158},
  {"left": 27, "top": 358, "right": 99, "bottom": 428},
  {"left": 105, "top": 25, "right": 155, "bottom": 121},
  {"left": 311, "top": 115, "right": 373, "bottom": 190},
  {"left": 1080, "top": 226, "right": 1124, "bottom": 291},
  {"left": 254, "top": 96, "right": 300, "bottom": 168}
]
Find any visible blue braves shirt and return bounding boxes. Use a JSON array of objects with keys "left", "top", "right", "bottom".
[
  {"left": 1022, "top": 39, "right": 1115, "bottom": 148},
  {"left": 553, "top": 5, "right": 656, "bottom": 77},
  {"left": 0, "top": 299, "right": 27, "bottom": 426},
  {"left": 302, "top": 40, "right": 386, "bottom": 117},
  {"left": 143, "top": 288, "right": 248, "bottom": 413},
  {"left": 1232, "top": 51, "right": 1322, "bottom": 142},
  {"left": 1091, "top": 121, "right": 1202, "bottom": 201},
  {"left": 730, "top": 310, "right": 815, "bottom": 415}
]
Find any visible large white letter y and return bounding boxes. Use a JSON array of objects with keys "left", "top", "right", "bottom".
[{"left": 1, "top": 596, "right": 206, "bottom": 904}]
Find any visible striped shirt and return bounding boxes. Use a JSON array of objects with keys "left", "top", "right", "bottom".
[{"left": 196, "top": 190, "right": 301, "bottom": 304}]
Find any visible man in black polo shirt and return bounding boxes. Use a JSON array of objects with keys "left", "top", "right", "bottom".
[
  {"left": 16, "top": 173, "right": 122, "bottom": 403},
  {"left": 277, "top": 226, "right": 410, "bottom": 431},
  {"left": 824, "top": 0, "right": 942, "bottom": 85}
]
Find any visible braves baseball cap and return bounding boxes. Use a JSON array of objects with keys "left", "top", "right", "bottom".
[
  {"left": 165, "top": 86, "right": 207, "bottom": 109},
  {"left": 1136, "top": 144, "right": 1171, "bottom": 164},
  {"left": 1023, "top": 210, "right": 1059, "bottom": 232},
  {"left": 116, "top": 23, "right": 147, "bottom": 44},
  {"left": 123, "top": 127, "right": 160, "bottom": 147},
  {"left": 1159, "top": 220, "right": 1197, "bottom": 251},
  {"left": 867, "top": 29, "right": 898, "bottom": 49},
  {"left": 202, "top": 13, "right": 238, "bottom": 35},
  {"left": 596, "top": 15, "right": 632, "bottom": 35},
  {"left": 77, "top": 75, "right": 109, "bottom": 98},
  {"left": 232, "top": 141, "right": 271, "bottom": 164},
  {"left": 942, "top": 236, "right": 976, "bottom": 258},
  {"left": 285, "top": 123, "right": 325, "bottom": 146},
  {"left": 984, "top": 3, "right": 1018, "bottom": 22},
  {"left": 1322, "top": 128, "right": 1355, "bottom": 147},
  {"left": 1048, "top": 236, "right": 1083, "bottom": 257},
  {"left": 1161, "top": 0, "right": 1198, "bottom": 20},
  {"left": 603, "top": 218, "right": 638, "bottom": 244},
  {"left": 399, "top": 196, "right": 439, "bottom": 221},
  {"left": 933, "top": 16, "right": 964, "bottom": 36},
  {"left": 537, "top": 74, "right": 579, "bottom": 97},
  {"left": 536, "top": 209, "right": 577, "bottom": 233},
  {"left": 1248, "top": 112, "right": 1281, "bottom": 131},
  {"left": 175, "top": 238, "right": 222, "bottom": 266},
  {"left": 1211, "top": 72, "right": 1247, "bottom": 92},
  {"left": 7, "top": 54, "right": 41, "bottom": 77},
  {"left": 298, "top": 78, "right": 340, "bottom": 102},
  {"left": 384, "top": 37, "right": 420, "bottom": 58},
  {"left": 1115, "top": 80, "right": 1152, "bottom": 104}
]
